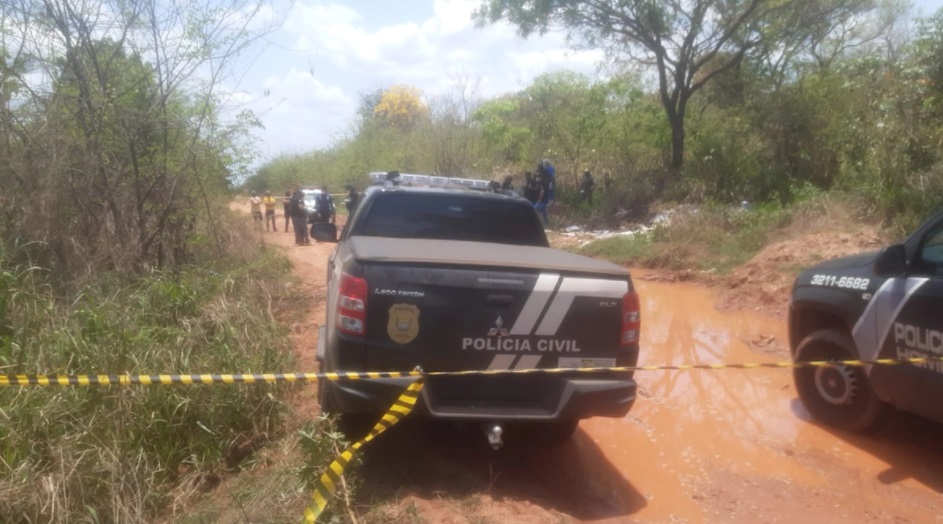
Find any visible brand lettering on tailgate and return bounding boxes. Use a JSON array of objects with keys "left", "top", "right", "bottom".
[{"left": 374, "top": 288, "right": 425, "bottom": 298}]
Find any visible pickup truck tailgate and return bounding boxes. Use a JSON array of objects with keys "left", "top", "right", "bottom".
[
  {"left": 361, "top": 263, "right": 635, "bottom": 418},
  {"left": 363, "top": 263, "right": 631, "bottom": 369},
  {"left": 328, "top": 238, "right": 639, "bottom": 420}
]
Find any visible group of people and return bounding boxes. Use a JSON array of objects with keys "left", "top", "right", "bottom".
[
  {"left": 249, "top": 191, "right": 280, "bottom": 232},
  {"left": 503, "top": 160, "right": 611, "bottom": 226},
  {"left": 520, "top": 159, "right": 556, "bottom": 225},
  {"left": 250, "top": 185, "right": 349, "bottom": 246},
  {"left": 249, "top": 163, "right": 610, "bottom": 238},
  {"left": 507, "top": 159, "right": 559, "bottom": 225}
]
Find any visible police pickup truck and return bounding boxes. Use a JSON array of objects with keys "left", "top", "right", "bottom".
[
  {"left": 317, "top": 176, "right": 640, "bottom": 446},
  {"left": 790, "top": 210, "right": 943, "bottom": 432}
]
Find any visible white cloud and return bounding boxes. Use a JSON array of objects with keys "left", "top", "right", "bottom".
[
  {"left": 432, "top": 0, "right": 479, "bottom": 35},
  {"left": 283, "top": 0, "right": 602, "bottom": 95},
  {"left": 243, "top": 67, "right": 355, "bottom": 156},
  {"left": 506, "top": 48, "right": 606, "bottom": 83},
  {"left": 229, "top": 0, "right": 606, "bottom": 161}
]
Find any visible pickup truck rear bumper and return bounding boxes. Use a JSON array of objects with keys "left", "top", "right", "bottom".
[{"left": 321, "top": 374, "right": 637, "bottom": 421}]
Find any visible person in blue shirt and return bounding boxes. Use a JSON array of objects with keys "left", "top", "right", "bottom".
[
  {"left": 315, "top": 186, "right": 335, "bottom": 223},
  {"left": 534, "top": 159, "right": 556, "bottom": 226},
  {"left": 534, "top": 160, "right": 556, "bottom": 226},
  {"left": 541, "top": 159, "right": 556, "bottom": 203}
]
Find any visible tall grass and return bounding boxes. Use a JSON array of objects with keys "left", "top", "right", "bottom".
[{"left": 0, "top": 214, "right": 300, "bottom": 522}]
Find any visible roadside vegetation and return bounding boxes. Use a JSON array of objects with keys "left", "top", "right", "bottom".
[
  {"left": 580, "top": 193, "right": 878, "bottom": 275},
  {"left": 0, "top": 219, "right": 300, "bottom": 521},
  {"left": 5, "top": 0, "right": 943, "bottom": 522},
  {"left": 246, "top": 4, "right": 943, "bottom": 269},
  {"left": 0, "top": 0, "right": 310, "bottom": 521}
]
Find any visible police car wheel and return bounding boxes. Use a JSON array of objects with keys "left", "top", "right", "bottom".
[{"left": 793, "top": 329, "right": 887, "bottom": 433}]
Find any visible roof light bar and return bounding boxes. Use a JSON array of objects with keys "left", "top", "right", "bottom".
[{"left": 368, "top": 172, "right": 492, "bottom": 190}]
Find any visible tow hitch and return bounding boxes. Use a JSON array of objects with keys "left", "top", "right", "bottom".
[{"left": 486, "top": 424, "right": 503, "bottom": 450}]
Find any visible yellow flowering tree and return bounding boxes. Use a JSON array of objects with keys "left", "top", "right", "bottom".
[{"left": 373, "top": 84, "right": 429, "bottom": 130}]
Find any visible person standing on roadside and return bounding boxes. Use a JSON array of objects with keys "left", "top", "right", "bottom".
[
  {"left": 535, "top": 161, "right": 555, "bottom": 226},
  {"left": 523, "top": 171, "right": 539, "bottom": 204},
  {"left": 540, "top": 158, "right": 556, "bottom": 205},
  {"left": 263, "top": 191, "right": 277, "bottom": 231},
  {"left": 578, "top": 170, "right": 597, "bottom": 205},
  {"left": 534, "top": 168, "right": 552, "bottom": 226},
  {"left": 282, "top": 191, "right": 293, "bottom": 233},
  {"left": 345, "top": 185, "right": 360, "bottom": 214},
  {"left": 316, "top": 186, "right": 335, "bottom": 223},
  {"left": 290, "top": 187, "right": 310, "bottom": 245},
  {"left": 249, "top": 191, "right": 263, "bottom": 228}
]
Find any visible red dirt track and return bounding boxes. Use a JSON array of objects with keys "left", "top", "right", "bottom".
[{"left": 231, "top": 202, "right": 943, "bottom": 523}]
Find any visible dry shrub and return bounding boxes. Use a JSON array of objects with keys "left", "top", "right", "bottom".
[
  {"left": 580, "top": 192, "right": 885, "bottom": 273},
  {"left": 0, "top": 210, "right": 301, "bottom": 523}
]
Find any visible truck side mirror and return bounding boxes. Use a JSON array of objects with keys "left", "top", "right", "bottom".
[{"left": 875, "top": 244, "right": 907, "bottom": 277}]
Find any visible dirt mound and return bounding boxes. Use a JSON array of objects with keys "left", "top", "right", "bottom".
[{"left": 718, "top": 227, "right": 885, "bottom": 317}]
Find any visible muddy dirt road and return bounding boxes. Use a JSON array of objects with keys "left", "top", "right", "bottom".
[{"left": 247, "top": 205, "right": 943, "bottom": 523}]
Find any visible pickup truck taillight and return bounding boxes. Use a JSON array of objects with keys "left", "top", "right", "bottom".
[
  {"left": 621, "top": 290, "right": 641, "bottom": 345},
  {"left": 336, "top": 273, "right": 368, "bottom": 337}
]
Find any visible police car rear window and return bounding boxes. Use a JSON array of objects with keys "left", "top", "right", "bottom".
[{"left": 359, "top": 193, "right": 548, "bottom": 247}]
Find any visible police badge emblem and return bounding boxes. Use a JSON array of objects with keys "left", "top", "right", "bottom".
[{"left": 387, "top": 303, "right": 420, "bottom": 344}]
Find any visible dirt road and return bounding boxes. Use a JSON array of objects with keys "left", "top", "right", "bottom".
[{"left": 241, "top": 205, "right": 943, "bottom": 523}]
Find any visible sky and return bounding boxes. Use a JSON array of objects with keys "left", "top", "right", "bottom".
[{"left": 224, "top": 0, "right": 943, "bottom": 167}]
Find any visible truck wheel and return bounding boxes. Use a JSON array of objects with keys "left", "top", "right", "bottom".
[{"left": 793, "top": 329, "right": 888, "bottom": 432}]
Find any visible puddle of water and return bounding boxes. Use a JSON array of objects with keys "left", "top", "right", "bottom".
[{"left": 581, "top": 278, "right": 943, "bottom": 523}]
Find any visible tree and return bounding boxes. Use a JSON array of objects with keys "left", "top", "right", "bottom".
[
  {"left": 426, "top": 71, "right": 481, "bottom": 176},
  {"left": 475, "top": 0, "right": 884, "bottom": 175},
  {"left": 373, "top": 84, "right": 430, "bottom": 130},
  {"left": 356, "top": 88, "right": 385, "bottom": 125},
  {"left": 1, "top": 0, "right": 276, "bottom": 273},
  {"left": 913, "top": 6, "right": 943, "bottom": 110},
  {"left": 519, "top": 71, "right": 609, "bottom": 179},
  {"left": 473, "top": 97, "right": 531, "bottom": 165}
]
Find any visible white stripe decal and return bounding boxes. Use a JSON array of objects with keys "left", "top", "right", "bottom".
[
  {"left": 509, "top": 273, "right": 560, "bottom": 335},
  {"left": 535, "top": 278, "right": 628, "bottom": 336},
  {"left": 852, "top": 278, "right": 895, "bottom": 338},
  {"left": 852, "top": 278, "right": 898, "bottom": 362},
  {"left": 487, "top": 354, "right": 517, "bottom": 370},
  {"left": 873, "top": 277, "right": 929, "bottom": 360},
  {"left": 514, "top": 355, "right": 541, "bottom": 369}
]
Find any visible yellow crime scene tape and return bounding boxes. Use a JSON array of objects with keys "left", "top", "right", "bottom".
[
  {"left": 303, "top": 378, "right": 424, "bottom": 523},
  {"left": 4, "top": 355, "right": 943, "bottom": 523},
  {"left": 2, "top": 357, "right": 943, "bottom": 387},
  {"left": 0, "top": 371, "right": 419, "bottom": 387}
]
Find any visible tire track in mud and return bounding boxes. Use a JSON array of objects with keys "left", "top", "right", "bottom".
[
  {"left": 209, "top": 206, "right": 943, "bottom": 523},
  {"left": 346, "top": 277, "right": 943, "bottom": 523}
]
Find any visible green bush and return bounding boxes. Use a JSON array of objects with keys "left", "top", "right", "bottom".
[{"left": 0, "top": 236, "right": 299, "bottom": 522}]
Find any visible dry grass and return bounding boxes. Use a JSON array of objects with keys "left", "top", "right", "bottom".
[
  {"left": 0, "top": 212, "right": 303, "bottom": 523},
  {"left": 580, "top": 193, "right": 882, "bottom": 274}
]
